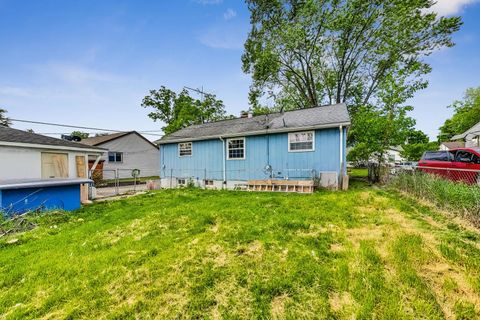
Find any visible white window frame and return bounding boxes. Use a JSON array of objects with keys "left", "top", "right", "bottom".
[
  {"left": 108, "top": 151, "right": 123, "bottom": 163},
  {"left": 288, "top": 131, "right": 315, "bottom": 152},
  {"left": 178, "top": 142, "right": 192, "bottom": 157},
  {"left": 227, "top": 137, "right": 246, "bottom": 160}
]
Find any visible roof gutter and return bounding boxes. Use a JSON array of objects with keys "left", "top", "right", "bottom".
[
  {"left": 158, "top": 121, "right": 351, "bottom": 145},
  {"left": 0, "top": 141, "right": 106, "bottom": 153}
]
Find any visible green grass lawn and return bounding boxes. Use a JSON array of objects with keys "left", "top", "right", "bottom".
[
  {"left": 1, "top": 188, "right": 480, "bottom": 319},
  {"left": 348, "top": 167, "right": 368, "bottom": 178}
]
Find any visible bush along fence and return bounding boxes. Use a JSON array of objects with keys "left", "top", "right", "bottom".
[{"left": 391, "top": 166, "right": 480, "bottom": 226}]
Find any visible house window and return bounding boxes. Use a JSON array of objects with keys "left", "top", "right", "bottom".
[
  {"left": 204, "top": 179, "right": 214, "bottom": 186},
  {"left": 41, "top": 153, "right": 69, "bottom": 178},
  {"left": 227, "top": 138, "right": 245, "bottom": 160},
  {"left": 288, "top": 131, "right": 314, "bottom": 152},
  {"left": 177, "top": 178, "right": 186, "bottom": 186},
  {"left": 179, "top": 142, "right": 192, "bottom": 157},
  {"left": 108, "top": 152, "right": 123, "bottom": 163}
]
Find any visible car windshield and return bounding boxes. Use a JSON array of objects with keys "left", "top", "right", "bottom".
[{"left": 422, "top": 151, "right": 452, "bottom": 161}]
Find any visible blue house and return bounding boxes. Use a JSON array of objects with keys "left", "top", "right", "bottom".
[{"left": 157, "top": 103, "right": 350, "bottom": 189}]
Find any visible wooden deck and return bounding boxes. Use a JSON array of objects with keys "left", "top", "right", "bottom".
[{"left": 242, "top": 179, "right": 315, "bottom": 193}]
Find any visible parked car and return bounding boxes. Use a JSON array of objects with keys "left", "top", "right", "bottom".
[
  {"left": 418, "top": 148, "right": 480, "bottom": 185},
  {"left": 390, "top": 162, "right": 417, "bottom": 175}
]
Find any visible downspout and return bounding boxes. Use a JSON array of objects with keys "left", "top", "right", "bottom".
[
  {"left": 219, "top": 137, "right": 226, "bottom": 188},
  {"left": 339, "top": 125, "right": 344, "bottom": 188}
]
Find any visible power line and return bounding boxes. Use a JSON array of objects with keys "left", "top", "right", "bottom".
[
  {"left": 9, "top": 118, "right": 164, "bottom": 137},
  {"left": 10, "top": 118, "right": 124, "bottom": 132}
]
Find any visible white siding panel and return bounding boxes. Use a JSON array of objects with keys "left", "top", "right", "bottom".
[
  {"left": 0, "top": 146, "right": 93, "bottom": 180},
  {"left": 99, "top": 133, "right": 159, "bottom": 178}
]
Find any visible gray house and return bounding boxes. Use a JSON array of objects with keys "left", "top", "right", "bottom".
[
  {"left": 452, "top": 121, "right": 480, "bottom": 148},
  {"left": 81, "top": 131, "right": 159, "bottom": 178}
]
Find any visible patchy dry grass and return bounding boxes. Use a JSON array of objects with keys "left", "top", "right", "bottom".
[{"left": 0, "top": 188, "right": 479, "bottom": 319}]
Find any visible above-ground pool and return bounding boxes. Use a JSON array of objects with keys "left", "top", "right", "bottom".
[{"left": 0, "top": 178, "right": 92, "bottom": 216}]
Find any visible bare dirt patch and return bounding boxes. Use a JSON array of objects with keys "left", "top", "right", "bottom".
[{"left": 271, "top": 294, "right": 290, "bottom": 319}]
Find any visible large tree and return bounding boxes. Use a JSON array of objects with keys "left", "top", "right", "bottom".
[
  {"left": 438, "top": 87, "right": 480, "bottom": 141},
  {"left": 242, "top": 0, "right": 461, "bottom": 110},
  {"left": 0, "top": 108, "right": 11, "bottom": 127},
  {"left": 142, "top": 86, "right": 230, "bottom": 135}
]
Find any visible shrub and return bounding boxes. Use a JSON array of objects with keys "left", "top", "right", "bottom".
[{"left": 391, "top": 172, "right": 480, "bottom": 226}]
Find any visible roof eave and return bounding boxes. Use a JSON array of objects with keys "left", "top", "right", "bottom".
[
  {"left": 158, "top": 121, "right": 351, "bottom": 145},
  {"left": 0, "top": 141, "right": 107, "bottom": 153}
]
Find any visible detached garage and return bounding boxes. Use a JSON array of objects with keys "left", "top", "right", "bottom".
[{"left": 0, "top": 126, "right": 105, "bottom": 215}]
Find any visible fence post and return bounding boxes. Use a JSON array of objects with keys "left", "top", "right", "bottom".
[
  {"left": 115, "top": 169, "right": 119, "bottom": 195},
  {"left": 170, "top": 168, "right": 173, "bottom": 189}
]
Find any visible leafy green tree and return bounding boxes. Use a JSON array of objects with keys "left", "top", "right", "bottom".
[
  {"left": 401, "top": 141, "right": 439, "bottom": 161},
  {"left": 406, "top": 130, "right": 429, "bottom": 145},
  {"left": 71, "top": 131, "right": 90, "bottom": 139},
  {"left": 142, "top": 86, "right": 230, "bottom": 135},
  {"left": 399, "top": 129, "right": 435, "bottom": 161},
  {"left": 0, "top": 108, "right": 11, "bottom": 127},
  {"left": 242, "top": 0, "right": 461, "bottom": 109},
  {"left": 438, "top": 87, "right": 480, "bottom": 141}
]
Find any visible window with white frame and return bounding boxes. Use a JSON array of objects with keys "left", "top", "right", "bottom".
[
  {"left": 179, "top": 142, "right": 192, "bottom": 157},
  {"left": 288, "top": 131, "right": 314, "bottom": 152},
  {"left": 108, "top": 152, "right": 123, "bottom": 163},
  {"left": 227, "top": 138, "right": 245, "bottom": 159}
]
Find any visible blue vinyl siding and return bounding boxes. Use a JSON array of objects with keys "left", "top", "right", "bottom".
[{"left": 160, "top": 128, "right": 346, "bottom": 181}]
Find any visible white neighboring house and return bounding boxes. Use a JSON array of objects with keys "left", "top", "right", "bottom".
[
  {"left": 0, "top": 126, "right": 105, "bottom": 180},
  {"left": 81, "top": 131, "right": 159, "bottom": 178},
  {"left": 452, "top": 121, "right": 480, "bottom": 148},
  {"left": 439, "top": 141, "right": 465, "bottom": 151},
  {"left": 386, "top": 146, "right": 405, "bottom": 164}
]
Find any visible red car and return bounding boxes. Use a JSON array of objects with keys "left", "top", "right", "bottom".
[{"left": 418, "top": 148, "right": 480, "bottom": 185}]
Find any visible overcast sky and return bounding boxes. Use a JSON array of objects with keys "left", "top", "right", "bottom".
[{"left": 1, "top": 0, "right": 479, "bottom": 140}]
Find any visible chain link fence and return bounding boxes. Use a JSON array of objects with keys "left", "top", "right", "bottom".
[
  {"left": 158, "top": 167, "right": 340, "bottom": 190},
  {"left": 88, "top": 166, "right": 343, "bottom": 198},
  {"left": 89, "top": 168, "right": 161, "bottom": 199},
  {"left": 390, "top": 166, "right": 480, "bottom": 226}
]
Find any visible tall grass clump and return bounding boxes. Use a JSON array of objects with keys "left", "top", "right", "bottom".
[{"left": 391, "top": 172, "right": 480, "bottom": 226}]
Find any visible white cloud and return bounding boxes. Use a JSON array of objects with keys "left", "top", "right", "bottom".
[
  {"left": 0, "top": 86, "right": 33, "bottom": 97},
  {"left": 431, "top": 0, "right": 479, "bottom": 16},
  {"left": 198, "top": 25, "right": 246, "bottom": 50},
  {"left": 35, "top": 63, "right": 123, "bottom": 84},
  {"left": 193, "top": 0, "right": 222, "bottom": 5},
  {"left": 223, "top": 8, "right": 237, "bottom": 20}
]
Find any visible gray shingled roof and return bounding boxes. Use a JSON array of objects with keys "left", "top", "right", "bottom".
[
  {"left": 0, "top": 126, "right": 105, "bottom": 151},
  {"left": 158, "top": 103, "right": 350, "bottom": 144},
  {"left": 80, "top": 132, "right": 131, "bottom": 146},
  {"left": 452, "top": 121, "right": 480, "bottom": 140}
]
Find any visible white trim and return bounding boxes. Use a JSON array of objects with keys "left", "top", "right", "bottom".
[
  {"left": 287, "top": 131, "right": 315, "bottom": 152},
  {"left": 0, "top": 141, "right": 105, "bottom": 153},
  {"left": 220, "top": 137, "right": 226, "bottom": 184},
  {"left": 178, "top": 142, "right": 193, "bottom": 157},
  {"left": 226, "top": 137, "right": 246, "bottom": 160},
  {"left": 339, "top": 125, "right": 343, "bottom": 171},
  {"left": 108, "top": 151, "right": 124, "bottom": 163},
  {"left": 158, "top": 121, "right": 351, "bottom": 144}
]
